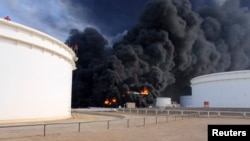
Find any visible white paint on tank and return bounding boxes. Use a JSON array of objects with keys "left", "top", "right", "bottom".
[
  {"left": 0, "top": 19, "right": 77, "bottom": 123},
  {"left": 191, "top": 70, "right": 250, "bottom": 108},
  {"left": 155, "top": 97, "right": 171, "bottom": 107}
]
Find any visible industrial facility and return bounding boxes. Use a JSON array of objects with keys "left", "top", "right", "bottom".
[
  {"left": 121, "top": 70, "right": 250, "bottom": 109},
  {"left": 181, "top": 70, "right": 250, "bottom": 108},
  {"left": 0, "top": 18, "right": 77, "bottom": 123},
  {"left": 1, "top": 16, "right": 250, "bottom": 124},
  {"left": 155, "top": 97, "right": 172, "bottom": 108}
]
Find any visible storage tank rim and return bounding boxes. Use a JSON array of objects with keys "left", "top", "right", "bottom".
[{"left": 0, "top": 19, "right": 77, "bottom": 70}]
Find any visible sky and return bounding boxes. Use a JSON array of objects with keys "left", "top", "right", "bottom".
[
  {"left": 1, "top": 0, "right": 250, "bottom": 43},
  {"left": 0, "top": 0, "right": 148, "bottom": 42}
]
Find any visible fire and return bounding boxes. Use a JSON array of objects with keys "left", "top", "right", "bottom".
[
  {"left": 104, "top": 99, "right": 109, "bottom": 105},
  {"left": 111, "top": 97, "right": 117, "bottom": 103},
  {"left": 104, "top": 97, "right": 117, "bottom": 106},
  {"left": 140, "top": 86, "right": 149, "bottom": 95}
]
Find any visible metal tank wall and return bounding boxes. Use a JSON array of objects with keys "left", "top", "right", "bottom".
[
  {"left": 191, "top": 70, "right": 250, "bottom": 108},
  {"left": 155, "top": 97, "right": 172, "bottom": 108},
  {"left": 180, "top": 96, "right": 192, "bottom": 107},
  {"left": 0, "top": 19, "right": 77, "bottom": 122}
]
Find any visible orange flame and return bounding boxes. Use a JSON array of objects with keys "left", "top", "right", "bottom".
[
  {"left": 104, "top": 99, "right": 109, "bottom": 105},
  {"left": 140, "top": 86, "right": 149, "bottom": 95},
  {"left": 104, "top": 98, "right": 117, "bottom": 106},
  {"left": 112, "top": 97, "right": 117, "bottom": 103}
]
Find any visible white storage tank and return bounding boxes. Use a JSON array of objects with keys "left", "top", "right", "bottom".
[
  {"left": 191, "top": 70, "right": 250, "bottom": 108},
  {"left": 155, "top": 97, "right": 171, "bottom": 108},
  {"left": 0, "top": 19, "right": 77, "bottom": 123},
  {"left": 180, "top": 95, "right": 192, "bottom": 107}
]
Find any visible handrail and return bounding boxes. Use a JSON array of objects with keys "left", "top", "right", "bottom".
[
  {"left": 0, "top": 109, "right": 249, "bottom": 138},
  {"left": 0, "top": 113, "right": 194, "bottom": 137},
  {"left": 119, "top": 108, "right": 250, "bottom": 114},
  {"left": 0, "top": 18, "right": 78, "bottom": 69},
  {"left": 0, "top": 18, "right": 74, "bottom": 56}
]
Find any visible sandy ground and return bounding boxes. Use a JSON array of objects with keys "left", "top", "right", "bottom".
[{"left": 0, "top": 112, "right": 250, "bottom": 141}]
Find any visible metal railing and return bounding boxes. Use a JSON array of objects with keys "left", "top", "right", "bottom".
[
  {"left": 118, "top": 108, "right": 250, "bottom": 118},
  {"left": 1, "top": 108, "right": 250, "bottom": 139},
  {"left": 0, "top": 113, "right": 198, "bottom": 139}
]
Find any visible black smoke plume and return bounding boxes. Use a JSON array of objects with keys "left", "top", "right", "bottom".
[{"left": 68, "top": 0, "right": 250, "bottom": 108}]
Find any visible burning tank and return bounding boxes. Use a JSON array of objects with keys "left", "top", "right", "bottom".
[{"left": 103, "top": 85, "right": 156, "bottom": 108}]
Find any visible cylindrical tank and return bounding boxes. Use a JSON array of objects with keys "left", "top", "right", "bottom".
[
  {"left": 191, "top": 70, "right": 250, "bottom": 108},
  {"left": 180, "top": 96, "right": 192, "bottom": 107},
  {"left": 0, "top": 19, "right": 77, "bottom": 123},
  {"left": 155, "top": 97, "right": 171, "bottom": 108}
]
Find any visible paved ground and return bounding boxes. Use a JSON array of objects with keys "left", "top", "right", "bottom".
[{"left": 0, "top": 112, "right": 250, "bottom": 141}]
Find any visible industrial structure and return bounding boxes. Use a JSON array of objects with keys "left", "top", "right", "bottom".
[
  {"left": 180, "top": 70, "right": 250, "bottom": 108},
  {"left": 180, "top": 95, "right": 192, "bottom": 107},
  {"left": 155, "top": 97, "right": 172, "bottom": 108},
  {"left": 0, "top": 18, "right": 77, "bottom": 123}
]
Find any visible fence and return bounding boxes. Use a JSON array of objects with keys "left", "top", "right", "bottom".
[
  {"left": 0, "top": 113, "right": 197, "bottom": 139},
  {"left": 118, "top": 108, "right": 250, "bottom": 118},
  {"left": 1, "top": 108, "right": 250, "bottom": 139}
]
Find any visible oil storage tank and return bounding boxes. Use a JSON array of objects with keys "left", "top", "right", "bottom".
[
  {"left": 155, "top": 97, "right": 172, "bottom": 108},
  {"left": 191, "top": 70, "right": 250, "bottom": 108},
  {"left": 0, "top": 19, "right": 77, "bottom": 122},
  {"left": 180, "top": 95, "right": 192, "bottom": 107}
]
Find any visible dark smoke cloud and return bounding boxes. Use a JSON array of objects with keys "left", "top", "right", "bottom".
[
  {"left": 69, "top": 0, "right": 250, "bottom": 107},
  {"left": 69, "top": 0, "right": 148, "bottom": 37},
  {"left": 199, "top": 0, "right": 250, "bottom": 70}
]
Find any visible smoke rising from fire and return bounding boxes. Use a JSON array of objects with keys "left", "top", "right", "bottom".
[{"left": 68, "top": 0, "right": 250, "bottom": 107}]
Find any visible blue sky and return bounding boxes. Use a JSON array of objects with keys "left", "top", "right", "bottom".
[
  {"left": 0, "top": 0, "right": 147, "bottom": 42},
  {"left": 0, "top": 0, "right": 96, "bottom": 42}
]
